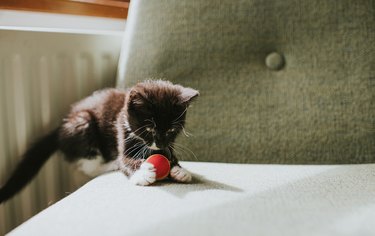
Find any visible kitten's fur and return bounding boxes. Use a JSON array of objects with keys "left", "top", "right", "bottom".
[{"left": 0, "top": 80, "right": 199, "bottom": 203}]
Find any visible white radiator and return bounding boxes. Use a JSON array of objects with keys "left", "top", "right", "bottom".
[{"left": 0, "top": 29, "right": 123, "bottom": 234}]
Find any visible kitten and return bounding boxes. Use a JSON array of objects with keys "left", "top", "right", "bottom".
[{"left": 0, "top": 80, "right": 199, "bottom": 203}]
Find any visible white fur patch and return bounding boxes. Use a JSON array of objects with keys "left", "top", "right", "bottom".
[
  {"left": 116, "top": 116, "right": 125, "bottom": 159},
  {"left": 170, "top": 166, "right": 192, "bottom": 183},
  {"left": 77, "top": 155, "right": 119, "bottom": 177},
  {"left": 129, "top": 162, "right": 156, "bottom": 186},
  {"left": 123, "top": 119, "right": 131, "bottom": 132},
  {"left": 149, "top": 142, "right": 160, "bottom": 150}
]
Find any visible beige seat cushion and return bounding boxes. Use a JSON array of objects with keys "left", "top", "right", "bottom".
[{"left": 8, "top": 162, "right": 375, "bottom": 236}]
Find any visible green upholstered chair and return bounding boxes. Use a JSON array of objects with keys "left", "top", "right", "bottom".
[
  {"left": 118, "top": 0, "right": 375, "bottom": 164},
  {"left": 8, "top": 1, "right": 375, "bottom": 235}
]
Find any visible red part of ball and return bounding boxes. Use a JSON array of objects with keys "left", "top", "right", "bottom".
[{"left": 146, "top": 154, "right": 170, "bottom": 180}]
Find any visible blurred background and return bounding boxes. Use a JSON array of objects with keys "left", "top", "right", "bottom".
[{"left": 0, "top": 0, "right": 129, "bottom": 234}]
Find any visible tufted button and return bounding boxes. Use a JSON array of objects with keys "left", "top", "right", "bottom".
[{"left": 265, "top": 52, "right": 285, "bottom": 70}]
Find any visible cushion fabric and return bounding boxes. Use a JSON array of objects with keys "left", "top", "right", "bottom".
[
  {"left": 118, "top": 0, "right": 375, "bottom": 163},
  {"left": 8, "top": 162, "right": 375, "bottom": 236}
]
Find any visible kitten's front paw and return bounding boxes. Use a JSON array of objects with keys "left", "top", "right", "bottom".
[
  {"left": 129, "top": 162, "right": 156, "bottom": 186},
  {"left": 170, "top": 166, "right": 192, "bottom": 183}
]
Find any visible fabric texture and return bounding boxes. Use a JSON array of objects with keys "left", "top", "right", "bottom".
[
  {"left": 117, "top": 0, "right": 375, "bottom": 164},
  {"left": 8, "top": 162, "right": 375, "bottom": 236}
]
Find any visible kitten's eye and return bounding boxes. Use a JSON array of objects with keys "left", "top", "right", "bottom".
[
  {"left": 146, "top": 127, "right": 156, "bottom": 135},
  {"left": 167, "top": 128, "right": 176, "bottom": 133}
]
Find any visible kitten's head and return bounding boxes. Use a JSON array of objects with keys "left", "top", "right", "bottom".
[{"left": 126, "top": 80, "right": 199, "bottom": 150}]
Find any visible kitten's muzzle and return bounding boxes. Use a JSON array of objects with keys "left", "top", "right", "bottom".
[
  {"left": 153, "top": 135, "right": 168, "bottom": 150},
  {"left": 149, "top": 143, "right": 161, "bottom": 150}
]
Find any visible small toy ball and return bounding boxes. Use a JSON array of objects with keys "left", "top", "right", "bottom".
[{"left": 146, "top": 154, "right": 170, "bottom": 180}]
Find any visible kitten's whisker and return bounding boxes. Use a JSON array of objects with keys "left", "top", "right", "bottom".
[
  {"left": 169, "top": 145, "right": 185, "bottom": 161},
  {"left": 139, "top": 146, "right": 148, "bottom": 160},
  {"left": 124, "top": 146, "right": 141, "bottom": 157},
  {"left": 172, "top": 106, "right": 188, "bottom": 123},
  {"left": 132, "top": 129, "right": 148, "bottom": 138},
  {"left": 144, "top": 118, "right": 156, "bottom": 128},
  {"left": 124, "top": 142, "right": 142, "bottom": 152},
  {"left": 124, "top": 142, "right": 144, "bottom": 156},
  {"left": 130, "top": 125, "right": 149, "bottom": 134},
  {"left": 172, "top": 123, "right": 193, "bottom": 137},
  {"left": 124, "top": 125, "right": 149, "bottom": 143},
  {"left": 123, "top": 135, "right": 145, "bottom": 147},
  {"left": 124, "top": 136, "right": 136, "bottom": 144},
  {"left": 133, "top": 145, "right": 147, "bottom": 160},
  {"left": 171, "top": 121, "right": 184, "bottom": 127},
  {"left": 173, "top": 143, "right": 198, "bottom": 161},
  {"left": 171, "top": 144, "right": 188, "bottom": 160},
  {"left": 143, "top": 146, "right": 150, "bottom": 159},
  {"left": 181, "top": 127, "right": 192, "bottom": 137},
  {"left": 172, "top": 145, "right": 189, "bottom": 161},
  {"left": 124, "top": 129, "right": 148, "bottom": 145}
]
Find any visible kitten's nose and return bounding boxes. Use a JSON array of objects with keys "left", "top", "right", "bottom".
[
  {"left": 154, "top": 138, "right": 167, "bottom": 150},
  {"left": 154, "top": 142, "right": 166, "bottom": 149}
]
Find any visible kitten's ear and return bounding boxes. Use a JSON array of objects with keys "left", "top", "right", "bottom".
[
  {"left": 179, "top": 87, "right": 199, "bottom": 104},
  {"left": 128, "top": 89, "right": 146, "bottom": 107}
]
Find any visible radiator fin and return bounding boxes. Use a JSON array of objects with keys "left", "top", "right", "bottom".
[{"left": 0, "top": 30, "right": 122, "bottom": 234}]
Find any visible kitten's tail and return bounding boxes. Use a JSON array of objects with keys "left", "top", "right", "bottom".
[{"left": 0, "top": 128, "right": 59, "bottom": 203}]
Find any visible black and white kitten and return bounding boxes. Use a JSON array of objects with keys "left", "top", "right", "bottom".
[{"left": 0, "top": 80, "right": 199, "bottom": 203}]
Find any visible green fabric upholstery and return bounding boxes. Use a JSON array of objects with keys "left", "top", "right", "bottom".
[{"left": 118, "top": 0, "right": 375, "bottom": 164}]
